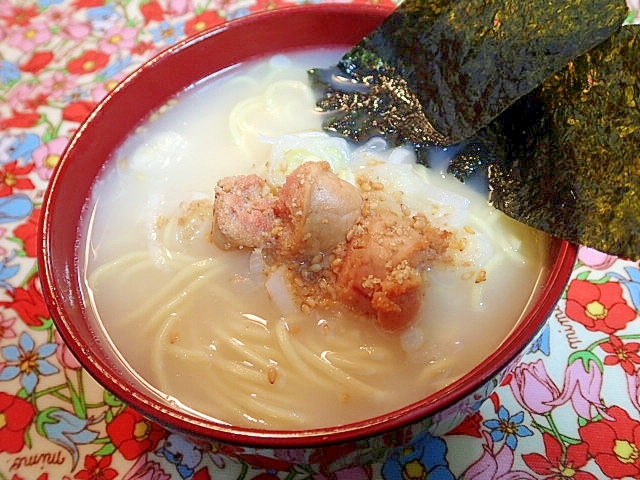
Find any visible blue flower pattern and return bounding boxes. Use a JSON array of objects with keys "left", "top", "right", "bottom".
[
  {"left": 86, "top": 4, "right": 120, "bottom": 31},
  {"left": 3, "top": 133, "right": 41, "bottom": 164},
  {"left": 528, "top": 323, "right": 551, "bottom": 356},
  {"left": 382, "top": 431, "right": 455, "bottom": 480},
  {"left": 483, "top": 406, "right": 534, "bottom": 450},
  {"left": 0, "top": 331, "right": 58, "bottom": 394},
  {"left": 0, "top": 251, "right": 21, "bottom": 292},
  {"left": 39, "top": 408, "right": 101, "bottom": 469},
  {"left": 0, "top": 60, "right": 20, "bottom": 85},
  {"left": 99, "top": 55, "right": 133, "bottom": 80},
  {"left": 150, "top": 20, "right": 186, "bottom": 46},
  {"left": 0, "top": 194, "right": 33, "bottom": 224}
]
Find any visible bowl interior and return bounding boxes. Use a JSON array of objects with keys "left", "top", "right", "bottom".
[{"left": 38, "top": 4, "right": 577, "bottom": 447}]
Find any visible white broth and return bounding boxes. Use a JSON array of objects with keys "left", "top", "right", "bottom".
[{"left": 80, "top": 50, "right": 549, "bottom": 429}]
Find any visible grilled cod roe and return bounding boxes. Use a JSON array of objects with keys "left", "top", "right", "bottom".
[{"left": 213, "top": 160, "right": 452, "bottom": 331}]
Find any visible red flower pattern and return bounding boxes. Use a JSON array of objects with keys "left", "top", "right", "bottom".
[
  {"left": 0, "top": 111, "right": 41, "bottom": 129},
  {"left": 140, "top": 0, "right": 164, "bottom": 24},
  {"left": 13, "top": 207, "right": 40, "bottom": 258},
  {"left": 601, "top": 334, "right": 640, "bottom": 375},
  {"left": 0, "top": 393, "right": 36, "bottom": 454},
  {"left": 565, "top": 279, "right": 637, "bottom": 334},
  {"left": 185, "top": 10, "right": 224, "bottom": 36},
  {"left": 72, "top": 0, "right": 105, "bottom": 8},
  {"left": 62, "top": 101, "right": 98, "bottom": 123},
  {"left": 106, "top": 408, "right": 166, "bottom": 460},
  {"left": 522, "top": 433, "right": 596, "bottom": 480},
  {"left": 0, "top": 275, "right": 50, "bottom": 327},
  {"left": 0, "top": 161, "right": 35, "bottom": 196},
  {"left": 193, "top": 468, "right": 212, "bottom": 480},
  {"left": 579, "top": 406, "right": 640, "bottom": 478},
  {"left": 130, "top": 40, "right": 155, "bottom": 56},
  {"left": 3, "top": 6, "right": 38, "bottom": 26},
  {"left": 66, "top": 50, "right": 110, "bottom": 74},
  {"left": 73, "top": 455, "right": 118, "bottom": 480},
  {"left": 11, "top": 474, "right": 48, "bottom": 480},
  {"left": 20, "top": 51, "right": 54, "bottom": 74},
  {"left": 23, "top": 93, "right": 49, "bottom": 111},
  {"left": 71, "top": 0, "right": 106, "bottom": 6},
  {"left": 449, "top": 412, "right": 484, "bottom": 437}
]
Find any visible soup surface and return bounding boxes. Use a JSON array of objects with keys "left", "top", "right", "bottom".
[{"left": 81, "top": 49, "right": 549, "bottom": 430}]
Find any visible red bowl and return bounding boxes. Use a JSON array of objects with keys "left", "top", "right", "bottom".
[{"left": 38, "top": 2, "right": 577, "bottom": 461}]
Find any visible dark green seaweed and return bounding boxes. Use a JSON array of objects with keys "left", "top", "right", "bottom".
[
  {"left": 310, "top": 0, "right": 628, "bottom": 145},
  {"left": 449, "top": 26, "right": 640, "bottom": 259}
]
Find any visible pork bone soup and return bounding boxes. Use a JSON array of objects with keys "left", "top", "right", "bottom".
[{"left": 81, "top": 49, "right": 549, "bottom": 430}]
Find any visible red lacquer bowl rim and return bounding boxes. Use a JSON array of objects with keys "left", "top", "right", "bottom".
[{"left": 38, "top": 3, "right": 578, "bottom": 448}]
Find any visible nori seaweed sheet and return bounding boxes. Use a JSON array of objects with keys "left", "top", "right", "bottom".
[
  {"left": 309, "top": 0, "right": 639, "bottom": 259},
  {"left": 310, "top": 0, "right": 628, "bottom": 145},
  {"left": 449, "top": 26, "right": 640, "bottom": 260}
]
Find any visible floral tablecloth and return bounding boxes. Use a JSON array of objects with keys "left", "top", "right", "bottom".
[{"left": 1, "top": 0, "right": 640, "bottom": 478}]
